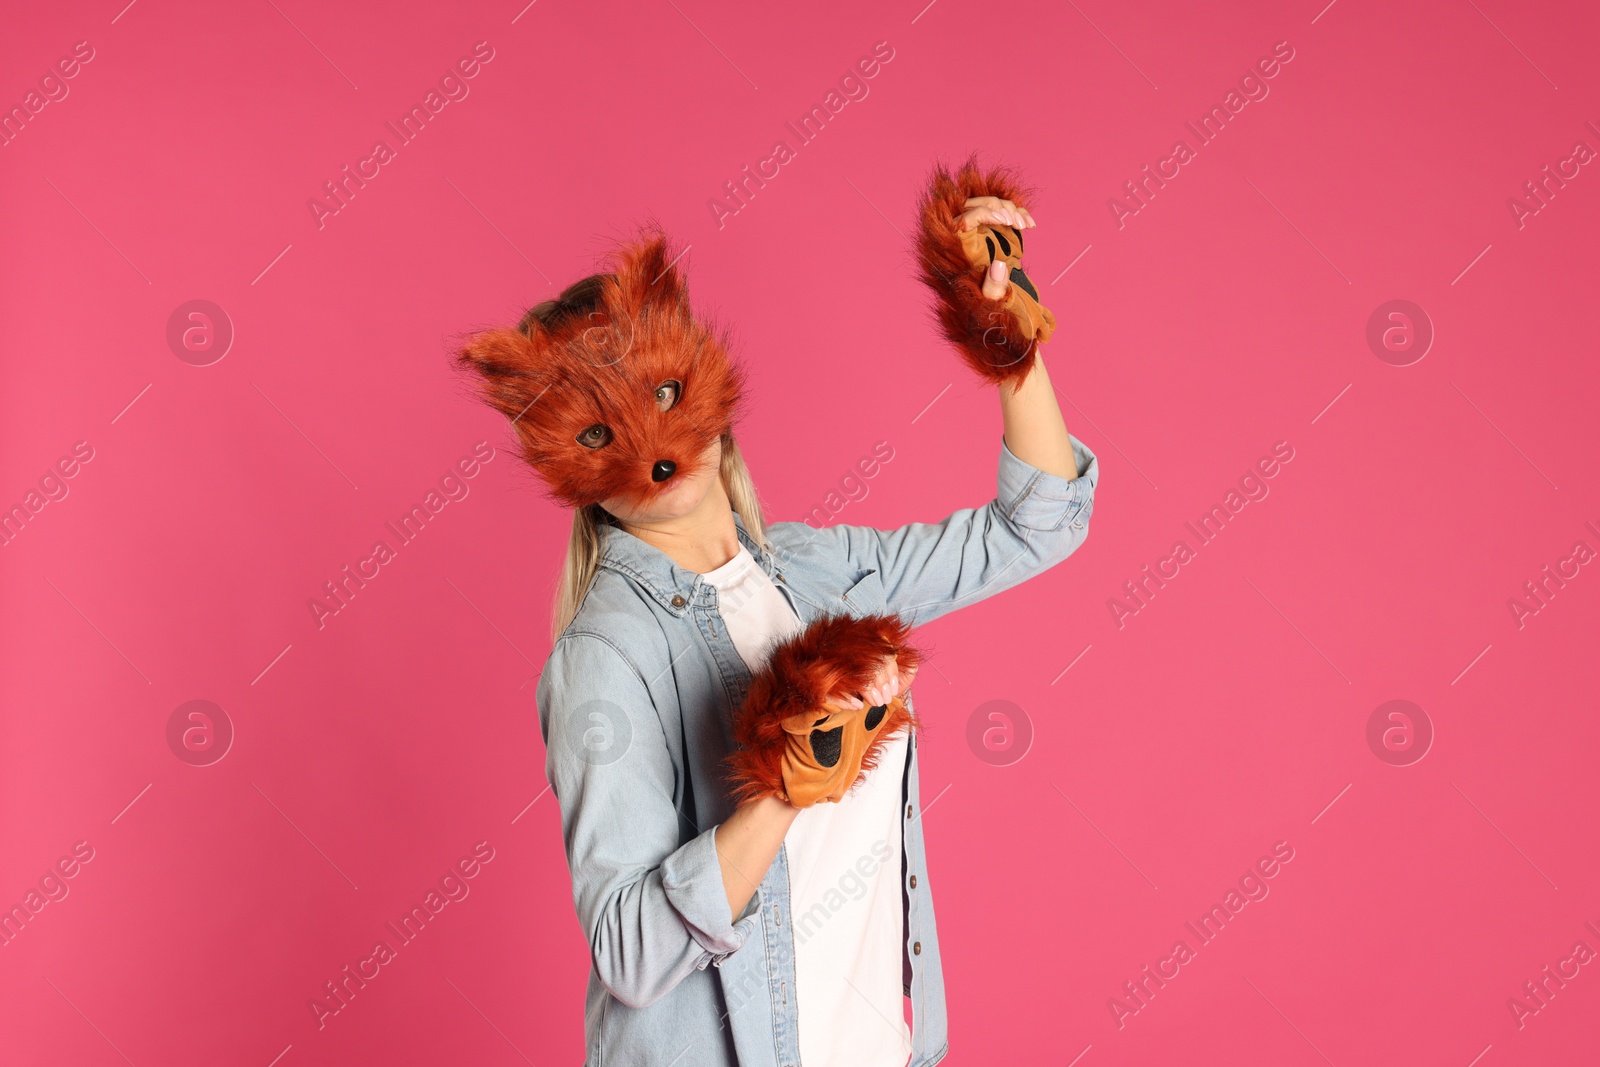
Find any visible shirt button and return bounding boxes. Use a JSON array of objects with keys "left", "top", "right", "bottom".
[
  {"left": 776, "top": 572, "right": 786, "bottom": 583},
  {"left": 913, "top": 941, "right": 922, "bottom": 955},
  {"left": 905, "top": 804, "right": 913, "bottom": 819},
  {"left": 671, "top": 595, "right": 686, "bottom": 608},
  {"left": 909, "top": 875, "right": 918, "bottom": 888}
]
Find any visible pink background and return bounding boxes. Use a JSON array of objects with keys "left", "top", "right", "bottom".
[{"left": 3, "top": 0, "right": 1597, "bottom": 1064}]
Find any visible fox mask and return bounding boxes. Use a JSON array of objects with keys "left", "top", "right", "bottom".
[{"left": 456, "top": 235, "right": 743, "bottom": 510}]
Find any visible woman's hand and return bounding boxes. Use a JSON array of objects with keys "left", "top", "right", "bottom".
[
  {"left": 833, "top": 654, "right": 918, "bottom": 710},
  {"left": 959, "top": 195, "right": 1037, "bottom": 300}
]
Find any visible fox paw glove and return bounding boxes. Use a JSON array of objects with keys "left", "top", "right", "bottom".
[
  {"left": 726, "top": 614, "right": 921, "bottom": 809},
  {"left": 916, "top": 156, "right": 1055, "bottom": 386}
]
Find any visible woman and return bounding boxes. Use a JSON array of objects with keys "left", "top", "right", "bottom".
[{"left": 457, "top": 162, "right": 1098, "bottom": 1067}]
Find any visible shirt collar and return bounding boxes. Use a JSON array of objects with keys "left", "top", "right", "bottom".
[{"left": 597, "top": 510, "right": 773, "bottom": 617}]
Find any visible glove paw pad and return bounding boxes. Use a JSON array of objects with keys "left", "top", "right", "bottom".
[{"left": 726, "top": 614, "right": 921, "bottom": 808}]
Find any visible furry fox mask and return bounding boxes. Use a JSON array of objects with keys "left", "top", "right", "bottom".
[{"left": 456, "top": 234, "right": 743, "bottom": 510}]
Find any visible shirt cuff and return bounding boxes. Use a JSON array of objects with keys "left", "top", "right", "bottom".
[
  {"left": 661, "top": 825, "right": 759, "bottom": 959},
  {"left": 997, "top": 432, "right": 1099, "bottom": 532}
]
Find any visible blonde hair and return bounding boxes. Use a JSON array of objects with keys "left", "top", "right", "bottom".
[{"left": 551, "top": 433, "right": 770, "bottom": 639}]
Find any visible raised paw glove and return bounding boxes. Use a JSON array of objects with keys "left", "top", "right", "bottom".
[
  {"left": 917, "top": 156, "right": 1055, "bottom": 386},
  {"left": 726, "top": 614, "right": 921, "bottom": 808}
]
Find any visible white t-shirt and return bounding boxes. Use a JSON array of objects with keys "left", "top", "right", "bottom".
[{"left": 702, "top": 546, "right": 912, "bottom": 1067}]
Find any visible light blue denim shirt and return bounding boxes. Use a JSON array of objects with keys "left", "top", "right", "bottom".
[{"left": 536, "top": 433, "right": 1098, "bottom": 1066}]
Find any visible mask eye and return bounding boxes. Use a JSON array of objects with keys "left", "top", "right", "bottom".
[
  {"left": 813, "top": 716, "right": 829, "bottom": 727},
  {"left": 655, "top": 380, "right": 682, "bottom": 412},
  {"left": 576, "top": 424, "right": 613, "bottom": 450}
]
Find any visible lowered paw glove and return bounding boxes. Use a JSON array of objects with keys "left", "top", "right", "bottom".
[{"left": 726, "top": 614, "right": 921, "bottom": 808}]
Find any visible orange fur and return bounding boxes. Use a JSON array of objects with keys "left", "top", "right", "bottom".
[
  {"left": 726, "top": 614, "right": 923, "bottom": 805},
  {"left": 916, "top": 156, "right": 1040, "bottom": 385},
  {"left": 455, "top": 232, "right": 743, "bottom": 509}
]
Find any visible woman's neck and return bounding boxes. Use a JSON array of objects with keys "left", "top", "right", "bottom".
[{"left": 617, "top": 479, "right": 742, "bottom": 575}]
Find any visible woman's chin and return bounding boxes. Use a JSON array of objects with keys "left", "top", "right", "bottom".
[{"left": 609, "top": 472, "right": 715, "bottom": 524}]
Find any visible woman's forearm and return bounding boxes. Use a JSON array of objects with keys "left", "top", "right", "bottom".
[
  {"left": 999, "top": 353, "right": 1078, "bottom": 479},
  {"left": 715, "top": 795, "right": 799, "bottom": 920}
]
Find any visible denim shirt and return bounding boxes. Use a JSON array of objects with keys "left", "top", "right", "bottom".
[{"left": 535, "top": 433, "right": 1099, "bottom": 1067}]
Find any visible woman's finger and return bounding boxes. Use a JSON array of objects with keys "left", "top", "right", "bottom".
[
  {"left": 982, "top": 258, "right": 1009, "bottom": 300},
  {"left": 959, "top": 196, "right": 1000, "bottom": 229},
  {"left": 960, "top": 197, "right": 1036, "bottom": 231},
  {"left": 961, "top": 206, "right": 1001, "bottom": 232}
]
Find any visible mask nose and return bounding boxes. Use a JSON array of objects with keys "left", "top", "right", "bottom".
[{"left": 651, "top": 459, "right": 677, "bottom": 482}]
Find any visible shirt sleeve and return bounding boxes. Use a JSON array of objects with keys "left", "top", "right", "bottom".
[
  {"left": 822, "top": 432, "right": 1099, "bottom": 627},
  {"left": 536, "top": 631, "right": 761, "bottom": 1009}
]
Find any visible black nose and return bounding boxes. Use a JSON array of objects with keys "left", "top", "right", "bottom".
[{"left": 651, "top": 460, "right": 676, "bottom": 482}]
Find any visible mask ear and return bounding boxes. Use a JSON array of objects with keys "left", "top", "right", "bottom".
[
  {"left": 609, "top": 231, "right": 689, "bottom": 326},
  {"left": 455, "top": 325, "right": 557, "bottom": 425}
]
